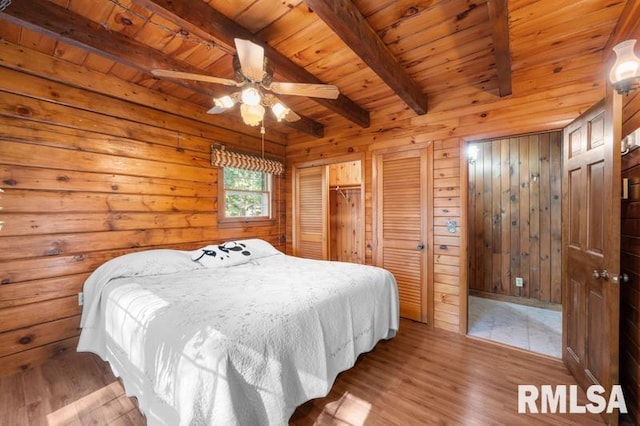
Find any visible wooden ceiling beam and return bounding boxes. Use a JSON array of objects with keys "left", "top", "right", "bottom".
[
  {"left": 0, "top": 0, "right": 325, "bottom": 138},
  {"left": 134, "top": 0, "right": 370, "bottom": 128},
  {"left": 302, "top": 0, "right": 428, "bottom": 116},
  {"left": 487, "top": 0, "right": 513, "bottom": 97}
]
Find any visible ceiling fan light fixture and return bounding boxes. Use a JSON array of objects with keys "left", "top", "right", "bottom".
[
  {"left": 154, "top": 39, "right": 338, "bottom": 127},
  {"left": 610, "top": 39, "right": 640, "bottom": 95},
  {"left": 241, "top": 86, "right": 262, "bottom": 106},
  {"left": 214, "top": 95, "right": 235, "bottom": 109},
  {"left": 272, "top": 102, "right": 290, "bottom": 122},
  {"left": 240, "top": 103, "right": 265, "bottom": 126}
]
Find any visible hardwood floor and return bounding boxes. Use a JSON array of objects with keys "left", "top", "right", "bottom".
[{"left": 0, "top": 319, "right": 607, "bottom": 425}]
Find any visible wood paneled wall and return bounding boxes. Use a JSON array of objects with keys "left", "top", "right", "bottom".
[
  {"left": 468, "top": 132, "right": 562, "bottom": 304},
  {"left": 329, "top": 187, "right": 363, "bottom": 264},
  {"left": 620, "top": 90, "right": 640, "bottom": 425},
  {"left": 329, "top": 161, "right": 363, "bottom": 264},
  {"left": 0, "top": 52, "right": 286, "bottom": 376}
]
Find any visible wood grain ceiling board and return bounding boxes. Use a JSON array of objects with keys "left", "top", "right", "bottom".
[
  {"left": 387, "top": 3, "right": 491, "bottom": 62},
  {"left": 0, "top": 0, "right": 628, "bottom": 138},
  {"left": 509, "top": 1, "right": 625, "bottom": 59},
  {"left": 255, "top": 3, "right": 318, "bottom": 46},
  {"left": 206, "top": 0, "right": 304, "bottom": 34},
  {"left": 302, "top": 0, "right": 428, "bottom": 114},
  {"left": 371, "top": 0, "right": 488, "bottom": 46}
]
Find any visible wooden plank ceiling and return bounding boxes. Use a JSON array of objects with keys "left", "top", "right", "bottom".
[{"left": 0, "top": 0, "right": 626, "bottom": 141}]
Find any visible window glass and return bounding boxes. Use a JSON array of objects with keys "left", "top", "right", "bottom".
[{"left": 223, "top": 168, "right": 271, "bottom": 218}]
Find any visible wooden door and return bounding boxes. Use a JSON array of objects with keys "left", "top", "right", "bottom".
[
  {"left": 374, "top": 147, "right": 433, "bottom": 323},
  {"left": 293, "top": 165, "right": 328, "bottom": 260},
  {"left": 562, "top": 93, "right": 621, "bottom": 424}
]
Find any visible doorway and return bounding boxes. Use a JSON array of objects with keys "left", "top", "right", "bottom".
[
  {"left": 466, "top": 131, "right": 563, "bottom": 357},
  {"left": 292, "top": 155, "right": 365, "bottom": 263}
]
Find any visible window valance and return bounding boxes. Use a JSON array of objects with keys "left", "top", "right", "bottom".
[{"left": 211, "top": 146, "right": 284, "bottom": 176}]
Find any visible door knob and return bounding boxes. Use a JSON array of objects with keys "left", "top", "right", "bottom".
[
  {"left": 612, "top": 273, "right": 629, "bottom": 284},
  {"left": 417, "top": 243, "right": 425, "bottom": 250},
  {"left": 592, "top": 270, "right": 609, "bottom": 280}
]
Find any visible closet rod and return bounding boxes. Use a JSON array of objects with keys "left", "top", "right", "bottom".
[
  {"left": 329, "top": 185, "right": 359, "bottom": 200},
  {"left": 329, "top": 184, "right": 360, "bottom": 190}
]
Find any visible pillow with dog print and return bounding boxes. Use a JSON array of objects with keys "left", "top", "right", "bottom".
[{"left": 191, "top": 241, "right": 252, "bottom": 268}]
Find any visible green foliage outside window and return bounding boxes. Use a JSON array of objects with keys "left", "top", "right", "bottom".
[{"left": 223, "top": 168, "right": 271, "bottom": 218}]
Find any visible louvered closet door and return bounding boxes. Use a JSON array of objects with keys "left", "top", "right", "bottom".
[
  {"left": 374, "top": 147, "right": 432, "bottom": 323},
  {"left": 294, "top": 165, "right": 328, "bottom": 260}
]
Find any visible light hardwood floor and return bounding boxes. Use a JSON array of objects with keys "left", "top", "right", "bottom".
[{"left": 0, "top": 319, "right": 609, "bottom": 425}]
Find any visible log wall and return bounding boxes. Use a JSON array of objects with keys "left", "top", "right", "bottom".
[{"left": 0, "top": 47, "right": 286, "bottom": 376}]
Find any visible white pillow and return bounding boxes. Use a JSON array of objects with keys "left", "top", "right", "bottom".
[
  {"left": 233, "top": 238, "right": 283, "bottom": 259},
  {"left": 191, "top": 241, "right": 252, "bottom": 268}
]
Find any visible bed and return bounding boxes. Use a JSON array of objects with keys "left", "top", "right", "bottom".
[{"left": 77, "top": 238, "right": 399, "bottom": 425}]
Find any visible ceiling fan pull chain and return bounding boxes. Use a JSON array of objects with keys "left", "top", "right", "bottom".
[{"left": 261, "top": 124, "right": 265, "bottom": 159}]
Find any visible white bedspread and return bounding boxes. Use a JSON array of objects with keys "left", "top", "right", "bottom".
[{"left": 78, "top": 247, "right": 399, "bottom": 426}]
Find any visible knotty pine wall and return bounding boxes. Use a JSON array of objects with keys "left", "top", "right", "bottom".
[
  {"left": 620, "top": 90, "right": 640, "bottom": 425},
  {"left": 468, "top": 132, "right": 562, "bottom": 304},
  {"left": 329, "top": 188, "right": 363, "bottom": 264},
  {"left": 0, "top": 54, "right": 286, "bottom": 376},
  {"left": 329, "top": 161, "right": 363, "bottom": 264}
]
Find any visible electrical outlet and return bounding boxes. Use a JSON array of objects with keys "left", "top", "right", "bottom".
[
  {"left": 78, "top": 292, "right": 84, "bottom": 306},
  {"left": 515, "top": 277, "right": 524, "bottom": 287}
]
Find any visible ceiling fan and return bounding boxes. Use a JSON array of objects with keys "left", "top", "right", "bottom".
[{"left": 152, "top": 38, "right": 340, "bottom": 126}]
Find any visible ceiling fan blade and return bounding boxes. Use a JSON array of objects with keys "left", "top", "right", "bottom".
[
  {"left": 234, "top": 38, "right": 265, "bottom": 82},
  {"left": 151, "top": 69, "right": 241, "bottom": 87},
  {"left": 207, "top": 105, "right": 232, "bottom": 114},
  {"left": 269, "top": 81, "right": 340, "bottom": 99}
]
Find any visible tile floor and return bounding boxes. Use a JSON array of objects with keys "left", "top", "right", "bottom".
[{"left": 467, "top": 295, "right": 562, "bottom": 358}]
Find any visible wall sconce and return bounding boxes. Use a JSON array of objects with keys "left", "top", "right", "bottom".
[
  {"left": 609, "top": 39, "right": 640, "bottom": 95},
  {"left": 467, "top": 145, "right": 479, "bottom": 164}
]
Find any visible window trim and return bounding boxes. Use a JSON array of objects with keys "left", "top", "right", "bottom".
[{"left": 217, "top": 167, "right": 276, "bottom": 228}]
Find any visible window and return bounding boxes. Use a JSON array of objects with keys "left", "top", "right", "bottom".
[{"left": 221, "top": 167, "right": 272, "bottom": 220}]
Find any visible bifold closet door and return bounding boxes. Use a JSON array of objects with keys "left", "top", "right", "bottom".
[
  {"left": 293, "top": 165, "right": 328, "bottom": 260},
  {"left": 374, "top": 147, "right": 432, "bottom": 323}
]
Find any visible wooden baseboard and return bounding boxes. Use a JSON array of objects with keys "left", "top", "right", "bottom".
[{"left": 469, "top": 290, "right": 562, "bottom": 311}]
